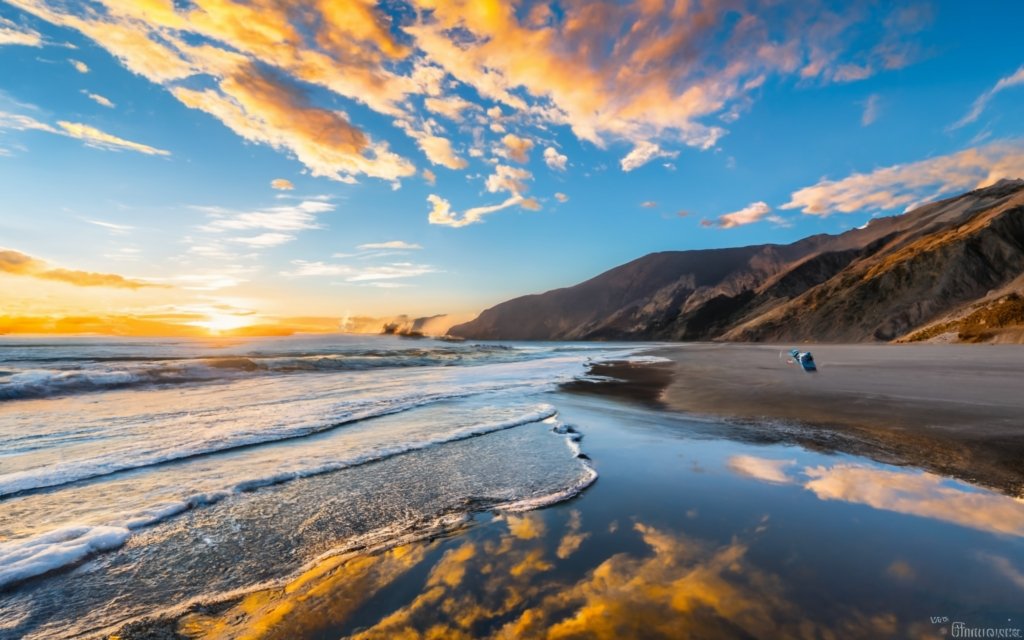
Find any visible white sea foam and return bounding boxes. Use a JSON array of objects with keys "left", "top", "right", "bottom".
[
  {"left": 0, "top": 405, "right": 568, "bottom": 588},
  {"left": 0, "top": 387, "right": 552, "bottom": 497},
  {"left": 0, "top": 525, "right": 131, "bottom": 590}
]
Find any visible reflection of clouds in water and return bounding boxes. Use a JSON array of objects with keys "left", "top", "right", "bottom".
[
  {"left": 726, "top": 455, "right": 1024, "bottom": 537},
  {"left": 352, "top": 514, "right": 898, "bottom": 640},
  {"left": 977, "top": 553, "right": 1024, "bottom": 591},
  {"left": 176, "top": 509, "right": 916, "bottom": 639},
  {"left": 727, "top": 455, "right": 796, "bottom": 484},
  {"left": 804, "top": 464, "right": 1024, "bottom": 537},
  {"left": 178, "top": 543, "right": 429, "bottom": 639},
  {"left": 556, "top": 510, "right": 589, "bottom": 560}
]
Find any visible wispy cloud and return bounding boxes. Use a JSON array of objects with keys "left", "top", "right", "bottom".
[
  {"left": 0, "top": 16, "right": 41, "bottom": 46},
  {"left": 69, "top": 58, "right": 88, "bottom": 73},
  {"left": 197, "top": 200, "right": 332, "bottom": 234},
  {"left": 861, "top": 93, "right": 880, "bottom": 126},
  {"left": 0, "top": 110, "right": 169, "bottom": 155},
  {"left": 357, "top": 241, "right": 422, "bottom": 251},
  {"left": 782, "top": 140, "right": 1024, "bottom": 216},
  {"left": 83, "top": 91, "right": 115, "bottom": 108},
  {"left": 270, "top": 178, "right": 294, "bottom": 190},
  {"left": 284, "top": 259, "right": 437, "bottom": 283},
  {"left": 85, "top": 219, "right": 133, "bottom": 234},
  {"left": 950, "top": 65, "right": 1024, "bottom": 130},
  {"left": 0, "top": 248, "right": 160, "bottom": 289}
]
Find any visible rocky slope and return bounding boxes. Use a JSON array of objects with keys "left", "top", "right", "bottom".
[{"left": 449, "top": 180, "right": 1024, "bottom": 342}]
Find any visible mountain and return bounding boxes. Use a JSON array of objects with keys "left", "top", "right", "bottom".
[{"left": 449, "top": 180, "right": 1024, "bottom": 343}]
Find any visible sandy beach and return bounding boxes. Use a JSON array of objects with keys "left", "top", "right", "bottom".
[{"left": 635, "top": 344, "right": 1024, "bottom": 495}]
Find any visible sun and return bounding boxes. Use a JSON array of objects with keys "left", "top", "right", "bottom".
[{"left": 191, "top": 312, "right": 256, "bottom": 334}]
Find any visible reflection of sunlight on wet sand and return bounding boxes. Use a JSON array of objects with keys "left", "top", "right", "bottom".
[
  {"left": 170, "top": 509, "right": 928, "bottom": 639},
  {"left": 727, "top": 455, "right": 1024, "bottom": 537},
  {"left": 177, "top": 545, "right": 428, "bottom": 640}
]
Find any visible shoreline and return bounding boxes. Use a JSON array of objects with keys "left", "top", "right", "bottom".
[
  {"left": 580, "top": 343, "right": 1024, "bottom": 495},
  {"left": 107, "top": 366, "right": 1024, "bottom": 639}
]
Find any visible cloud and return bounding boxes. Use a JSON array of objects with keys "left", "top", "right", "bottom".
[
  {"left": 501, "top": 133, "right": 533, "bottom": 163},
  {"left": 861, "top": 93, "right": 880, "bottom": 126},
  {"left": 229, "top": 232, "right": 295, "bottom": 247},
  {"left": 640, "top": 200, "right": 657, "bottom": 209},
  {"left": 0, "top": 17, "right": 41, "bottom": 46},
  {"left": 782, "top": 140, "right": 1024, "bottom": 216},
  {"left": 11, "top": 0, "right": 928, "bottom": 194},
  {"left": 427, "top": 193, "right": 525, "bottom": 228},
  {"left": 554, "top": 192, "right": 568, "bottom": 203},
  {"left": 422, "top": 168, "right": 436, "bottom": 185},
  {"left": 284, "top": 259, "right": 436, "bottom": 282},
  {"left": 621, "top": 141, "right": 678, "bottom": 172},
  {"left": 0, "top": 110, "right": 169, "bottom": 155},
  {"left": 197, "top": 199, "right": 332, "bottom": 236},
  {"left": 424, "top": 95, "right": 476, "bottom": 122},
  {"left": 543, "top": 146, "right": 567, "bottom": 171},
  {"left": 703, "top": 201, "right": 774, "bottom": 228},
  {"left": 427, "top": 163, "right": 541, "bottom": 227},
  {"left": 86, "top": 219, "right": 133, "bottom": 234},
  {"left": 83, "top": 92, "right": 115, "bottom": 108},
  {"left": 727, "top": 455, "right": 796, "bottom": 484},
  {"left": 485, "top": 164, "right": 533, "bottom": 196},
  {"left": 357, "top": 241, "right": 422, "bottom": 251},
  {"left": 56, "top": 121, "right": 168, "bottom": 155},
  {"left": 69, "top": 58, "right": 89, "bottom": 73},
  {"left": 270, "top": 178, "right": 294, "bottom": 190},
  {"left": 174, "top": 64, "right": 413, "bottom": 183},
  {"left": 0, "top": 248, "right": 160, "bottom": 289},
  {"left": 950, "top": 65, "right": 1024, "bottom": 130}
]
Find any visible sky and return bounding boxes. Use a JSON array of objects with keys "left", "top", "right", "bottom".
[{"left": 0, "top": 0, "right": 1022, "bottom": 336}]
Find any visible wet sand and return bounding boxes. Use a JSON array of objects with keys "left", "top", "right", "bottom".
[
  {"left": 110, "top": 386, "right": 1024, "bottom": 639},
  {"left": 646, "top": 343, "right": 1024, "bottom": 495}
]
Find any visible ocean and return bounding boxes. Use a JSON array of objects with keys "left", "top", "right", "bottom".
[{"left": 0, "top": 335, "right": 642, "bottom": 638}]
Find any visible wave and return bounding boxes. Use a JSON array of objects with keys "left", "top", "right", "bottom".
[
  {"left": 0, "top": 345, "right": 534, "bottom": 401},
  {"left": 0, "top": 525, "right": 131, "bottom": 592},
  {"left": 0, "top": 406, "right": 597, "bottom": 592}
]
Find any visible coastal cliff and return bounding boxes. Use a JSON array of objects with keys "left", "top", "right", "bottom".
[{"left": 449, "top": 180, "right": 1024, "bottom": 343}]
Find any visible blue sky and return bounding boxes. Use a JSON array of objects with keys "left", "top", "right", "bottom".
[{"left": 0, "top": 0, "right": 1022, "bottom": 333}]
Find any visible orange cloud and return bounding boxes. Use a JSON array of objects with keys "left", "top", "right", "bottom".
[
  {"left": 703, "top": 201, "right": 775, "bottom": 228},
  {"left": 501, "top": 133, "right": 534, "bottom": 163},
  {"left": 9, "top": 0, "right": 925, "bottom": 187},
  {"left": 0, "top": 16, "right": 41, "bottom": 46},
  {"left": 0, "top": 249, "right": 161, "bottom": 289},
  {"left": 0, "top": 110, "right": 169, "bottom": 155},
  {"left": 173, "top": 64, "right": 412, "bottom": 183}
]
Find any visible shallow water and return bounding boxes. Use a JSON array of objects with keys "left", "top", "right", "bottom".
[
  {"left": 172, "top": 393, "right": 1024, "bottom": 639},
  {"left": 1, "top": 337, "right": 1022, "bottom": 639},
  {"left": 0, "top": 336, "right": 634, "bottom": 639}
]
